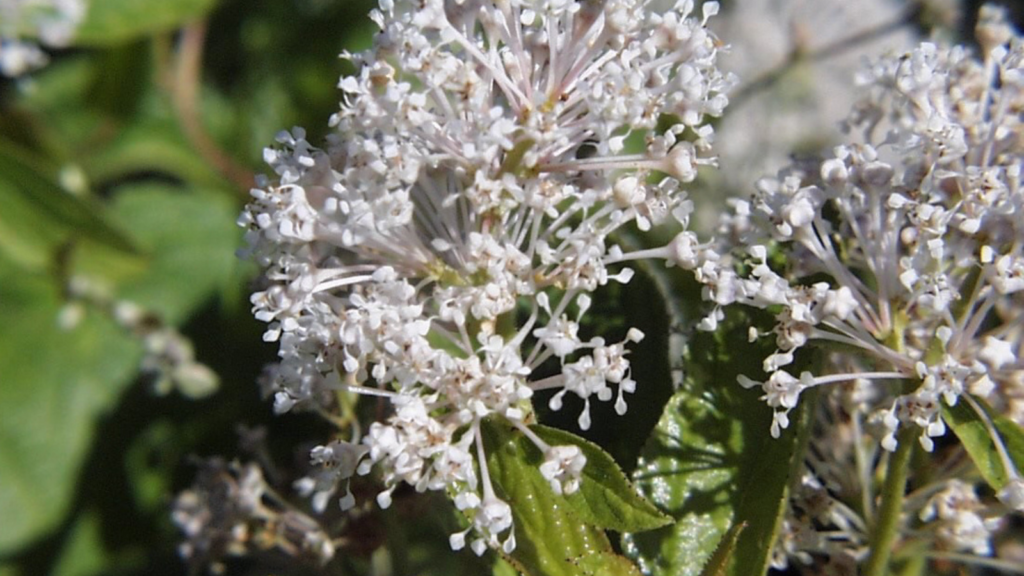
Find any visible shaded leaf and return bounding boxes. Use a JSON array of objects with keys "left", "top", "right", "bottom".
[
  {"left": 530, "top": 424, "right": 672, "bottom": 533},
  {"left": 12, "top": 57, "right": 113, "bottom": 158},
  {"left": 75, "top": 0, "right": 219, "bottom": 46},
  {"left": 621, "top": 314, "right": 813, "bottom": 576},
  {"left": 84, "top": 41, "right": 151, "bottom": 119},
  {"left": 395, "top": 492, "right": 500, "bottom": 576},
  {"left": 51, "top": 509, "right": 143, "bottom": 576},
  {"left": 943, "top": 398, "right": 1024, "bottom": 491}
]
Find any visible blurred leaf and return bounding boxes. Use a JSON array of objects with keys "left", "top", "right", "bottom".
[
  {"left": 107, "top": 183, "right": 240, "bottom": 322},
  {"left": 0, "top": 184, "right": 239, "bottom": 553},
  {"left": 50, "top": 509, "right": 142, "bottom": 576},
  {"left": 492, "top": 557, "right": 520, "bottom": 576},
  {"left": 10, "top": 49, "right": 224, "bottom": 188},
  {"left": 75, "top": 0, "right": 218, "bottom": 46},
  {"left": 0, "top": 257, "right": 139, "bottom": 554},
  {"left": 530, "top": 424, "right": 672, "bottom": 533},
  {"left": 84, "top": 41, "right": 151, "bottom": 119},
  {"left": 621, "top": 317, "right": 813, "bottom": 576},
  {"left": 481, "top": 418, "right": 624, "bottom": 576},
  {"left": 0, "top": 146, "right": 138, "bottom": 270},
  {"left": 202, "top": 0, "right": 378, "bottom": 154},
  {"left": 11, "top": 58, "right": 111, "bottom": 159},
  {"left": 51, "top": 511, "right": 106, "bottom": 576},
  {"left": 0, "top": 172, "right": 66, "bottom": 270},
  {"left": 83, "top": 119, "right": 229, "bottom": 191},
  {"left": 125, "top": 422, "right": 179, "bottom": 516},
  {"left": 944, "top": 398, "right": 1024, "bottom": 491}
]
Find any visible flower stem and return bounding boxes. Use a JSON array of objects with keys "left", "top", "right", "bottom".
[
  {"left": 171, "top": 21, "right": 255, "bottom": 194},
  {"left": 864, "top": 425, "right": 916, "bottom": 576}
]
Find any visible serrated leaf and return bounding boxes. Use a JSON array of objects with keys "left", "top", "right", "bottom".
[
  {"left": 698, "top": 521, "right": 746, "bottom": 576},
  {"left": 74, "top": 0, "right": 219, "bottom": 46},
  {"left": 575, "top": 552, "right": 644, "bottom": 576},
  {"left": 621, "top": 318, "right": 813, "bottom": 576},
  {"left": 530, "top": 424, "right": 672, "bottom": 532},
  {"left": 480, "top": 418, "right": 616, "bottom": 576},
  {"left": 943, "top": 398, "right": 1024, "bottom": 491}
]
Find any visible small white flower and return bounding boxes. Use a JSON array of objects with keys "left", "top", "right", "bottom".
[
  {"left": 979, "top": 337, "right": 1016, "bottom": 370},
  {"left": 539, "top": 445, "right": 587, "bottom": 495},
  {"left": 920, "top": 481, "right": 1002, "bottom": 555}
]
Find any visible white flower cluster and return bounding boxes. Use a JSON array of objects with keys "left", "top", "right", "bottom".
[
  {"left": 0, "top": 0, "right": 86, "bottom": 76},
  {"left": 919, "top": 480, "right": 1003, "bottom": 555},
  {"left": 636, "top": 5, "right": 1024, "bottom": 462},
  {"left": 173, "top": 458, "right": 337, "bottom": 572},
  {"left": 766, "top": 379, "right": 1012, "bottom": 571},
  {"left": 240, "top": 0, "right": 731, "bottom": 554},
  {"left": 60, "top": 275, "right": 220, "bottom": 399}
]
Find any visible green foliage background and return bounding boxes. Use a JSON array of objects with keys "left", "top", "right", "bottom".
[{"left": 0, "top": 1, "right": 379, "bottom": 573}]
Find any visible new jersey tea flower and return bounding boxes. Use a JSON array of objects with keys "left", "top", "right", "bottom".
[
  {"left": 632, "top": 4, "right": 1024, "bottom": 511},
  {"left": 240, "top": 0, "right": 731, "bottom": 554}
]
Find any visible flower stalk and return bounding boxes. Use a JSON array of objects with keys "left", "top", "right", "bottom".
[{"left": 864, "top": 424, "right": 917, "bottom": 576}]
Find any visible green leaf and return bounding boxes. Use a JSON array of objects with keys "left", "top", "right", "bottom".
[
  {"left": 0, "top": 147, "right": 138, "bottom": 270},
  {"left": 0, "top": 257, "right": 140, "bottom": 554},
  {"left": 51, "top": 509, "right": 143, "bottom": 576},
  {"left": 492, "top": 557, "right": 521, "bottom": 576},
  {"left": 621, "top": 316, "right": 814, "bottom": 576},
  {"left": 480, "top": 418, "right": 617, "bottom": 576},
  {"left": 82, "top": 117, "right": 230, "bottom": 190},
  {"left": 74, "top": 0, "right": 219, "bottom": 46},
  {"left": 943, "top": 398, "right": 1024, "bottom": 491},
  {"left": 575, "top": 553, "right": 644, "bottom": 576},
  {"left": 698, "top": 521, "right": 747, "bottom": 576},
  {"left": 529, "top": 424, "right": 672, "bottom": 532},
  {"left": 107, "top": 183, "right": 240, "bottom": 323},
  {"left": 6, "top": 58, "right": 110, "bottom": 160},
  {"left": 0, "top": 184, "right": 239, "bottom": 553},
  {"left": 84, "top": 41, "right": 151, "bottom": 119}
]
